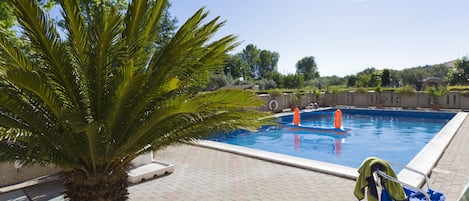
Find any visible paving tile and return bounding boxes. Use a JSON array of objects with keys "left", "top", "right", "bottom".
[
  {"left": 129, "top": 144, "right": 357, "bottom": 201},
  {"left": 3, "top": 113, "right": 465, "bottom": 200},
  {"left": 127, "top": 114, "right": 469, "bottom": 201},
  {"left": 428, "top": 115, "right": 469, "bottom": 201}
]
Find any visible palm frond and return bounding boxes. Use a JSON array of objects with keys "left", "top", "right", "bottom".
[
  {"left": 0, "top": 127, "right": 81, "bottom": 168},
  {"left": 123, "top": 0, "right": 147, "bottom": 65},
  {"left": 110, "top": 90, "right": 267, "bottom": 163},
  {"left": 112, "top": 8, "right": 231, "bottom": 140},
  {"left": 106, "top": 72, "right": 149, "bottom": 139},
  {"left": 86, "top": 3, "right": 122, "bottom": 120},
  {"left": 60, "top": 0, "right": 89, "bottom": 71},
  {"left": 11, "top": 0, "right": 83, "bottom": 112},
  {"left": 177, "top": 35, "right": 239, "bottom": 89},
  {"left": 0, "top": 89, "right": 53, "bottom": 134},
  {"left": 148, "top": 7, "right": 210, "bottom": 82},
  {"left": 5, "top": 68, "right": 63, "bottom": 117},
  {"left": 103, "top": 0, "right": 169, "bottom": 138},
  {"left": 0, "top": 32, "right": 34, "bottom": 71}
]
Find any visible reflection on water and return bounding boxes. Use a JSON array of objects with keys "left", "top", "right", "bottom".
[
  {"left": 208, "top": 112, "right": 450, "bottom": 169},
  {"left": 293, "top": 134, "right": 343, "bottom": 156}
]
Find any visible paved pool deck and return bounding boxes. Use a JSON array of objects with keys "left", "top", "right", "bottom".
[
  {"left": 2, "top": 111, "right": 468, "bottom": 200},
  {"left": 129, "top": 113, "right": 469, "bottom": 201}
]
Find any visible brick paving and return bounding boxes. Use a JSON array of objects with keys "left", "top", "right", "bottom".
[
  {"left": 2, "top": 113, "right": 467, "bottom": 200},
  {"left": 429, "top": 115, "right": 469, "bottom": 201},
  {"left": 128, "top": 114, "right": 469, "bottom": 201},
  {"left": 129, "top": 145, "right": 356, "bottom": 201}
]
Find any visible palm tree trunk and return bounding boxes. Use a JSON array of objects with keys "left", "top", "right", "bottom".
[{"left": 63, "top": 165, "right": 129, "bottom": 201}]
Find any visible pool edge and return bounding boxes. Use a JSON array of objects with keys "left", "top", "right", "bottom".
[
  {"left": 398, "top": 112, "right": 468, "bottom": 187},
  {"left": 195, "top": 140, "right": 358, "bottom": 180},
  {"left": 194, "top": 111, "right": 467, "bottom": 187}
]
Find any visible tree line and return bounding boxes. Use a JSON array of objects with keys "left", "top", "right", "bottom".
[
  {"left": 207, "top": 44, "right": 469, "bottom": 91},
  {"left": 206, "top": 44, "right": 320, "bottom": 90}
]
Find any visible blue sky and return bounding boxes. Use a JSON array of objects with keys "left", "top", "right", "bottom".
[{"left": 169, "top": 0, "right": 469, "bottom": 77}]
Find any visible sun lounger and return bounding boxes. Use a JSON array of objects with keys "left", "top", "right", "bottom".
[{"left": 354, "top": 157, "right": 445, "bottom": 201}]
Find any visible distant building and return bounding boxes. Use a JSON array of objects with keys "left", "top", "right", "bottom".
[{"left": 416, "top": 77, "right": 443, "bottom": 91}]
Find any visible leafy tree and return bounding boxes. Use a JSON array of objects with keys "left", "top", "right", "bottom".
[
  {"left": 0, "top": 1, "right": 19, "bottom": 47},
  {"left": 374, "top": 72, "right": 382, "bottom": 87},
  {"left": 205, "top": 73, "right": 233, "bottom": 91},
  {"left": 397, "top": 69, "right": 422, "bottom": 86},
  {"left": 447, "top": 57, "right": 469, "bottom": 85},
  {"left": 0, "top": 0, "right": 54, "bottom": 32},
  {"left": 2, "top": 0, "right": 176, "bottom": 52},
  {"left": 224, "top": 53, "right": 249, "bottom": 79},
  {"left": 319, "top": 75, "right": 346, "bottom": 87},
  {"left": 387, "top": 69, "right": 401, "bottom": 87},
  {"left": 283, "top": 74, "right": 304, "bottom": 89},
  {"left": 426, "top": 64, "right": 449, "bottom": 80},
  {"left": 0, "top": 0, "right": 268, "bottom": 200},
  {"left": 226, "top": 44, "right": 279, "bottom": 80},
  {"left": 256, "top": 79, "right": 277, "bottom": 90},
  {"left": 1, "top": 0, "right": 56, "bottom": 32},
  {"left": 0, "top": 0, "right": 55, "bottom": 57},
  {"left": 242, "top": 44, "right": 261, "bottom": 79},
  {"left": 396, "top": 64, "right": 449, "bottom": 86},
  {"left": 296, "top": 56, "right": 319, "bottom": 80},
  {"left": 359, "top": 67, "right": 377, "bottom": 75},
  {"left": 258, "top": 49, "right": 279, "bottom": 78},
  {"left": 232, "top": 78, "right": 252, "bottom": 86},
  {"left": 355, "top": 73, "right": 372, "bottom": 87},
  {"left": 264, "top": 71, "right": 282, "bottom": 82},
  {"left": 354, "top": 67, "right": 380, "bottom": 87},
  {"left": 381, "top": 68, "right": 390, "bottom": 87},
  {"left": 0, "top": 1, "right": 15, "bottom": 31},
  {"left": 346, "top": 75, "right": 357, "bottom": 87},
  {"left": 446, "top": 67, "right": 459, "bottom": 85},
  {"left": 264, "top": 71, "right": 283, "bottom": 88}
]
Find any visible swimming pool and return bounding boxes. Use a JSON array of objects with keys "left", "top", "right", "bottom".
[{"left": 209, "top": 108, "right": 456, "bottom": 169}]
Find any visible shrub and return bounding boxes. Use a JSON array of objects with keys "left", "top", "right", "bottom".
[
  {"left": 268, "top": 89, "right": 283, "bottom": 97},
  {"left": 289, "top": 92, "right": 304, "bottom": 108},
  {"left": 394, "top": 85, "right": 417, "bottom": 96},
  {"left": 256, "top": 79, "right": 277, "bottom": 90},
  {"left": 448, "top": 85, "right": 469, "bottom": 91},
  {"left": 425, "top": 86, "right": 447, "bottom": 103},
  {"left": 354, "top": 87, "right": 368, "bottom": 93},
  {"left": 460, "top": 91, "right": 469, "bottom": 97},
  {"left": 311, "top": 88, "right": 321, "bottom": 100}
]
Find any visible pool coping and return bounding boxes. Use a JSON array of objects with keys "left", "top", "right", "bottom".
[
  {"left": 196, "top": 140, "right": 358, "bottom": 179},
  {"left": 398, "top": 112, "right": 467, "bottom": 187},
  {"left": 194, "top": 110, "right": 467, "bottom": 187}
]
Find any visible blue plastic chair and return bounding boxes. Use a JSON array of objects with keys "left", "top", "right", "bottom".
[
  {"left": 375, "top": 161, "right": 445, "bottom": 201},
  {"left": 381, "top": 188, "right": 444, "bottom": 201}
]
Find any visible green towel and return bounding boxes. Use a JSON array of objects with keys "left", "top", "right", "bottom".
[{"left": 354, "top": 157, "right": 407, "bottom": 201}]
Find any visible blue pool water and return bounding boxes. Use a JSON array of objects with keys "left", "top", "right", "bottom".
[{"left": 209, "top": 109, "right": 455, "bottom": 169}]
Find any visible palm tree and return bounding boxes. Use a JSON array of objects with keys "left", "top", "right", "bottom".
[{"left": 0, "top": 0, "right": 268, "bottom": 200}]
